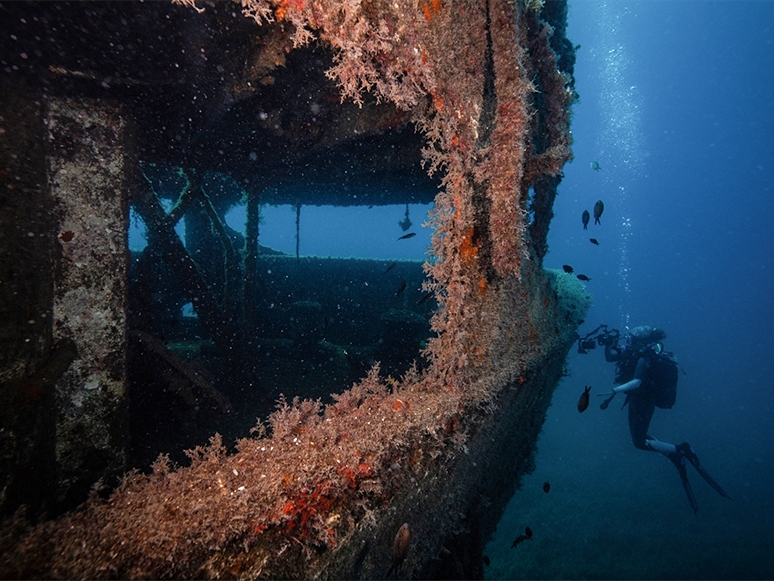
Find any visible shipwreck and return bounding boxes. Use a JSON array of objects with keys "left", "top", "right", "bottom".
[{"left": 0, "top": 0, "right": 589, "bottom": 577}]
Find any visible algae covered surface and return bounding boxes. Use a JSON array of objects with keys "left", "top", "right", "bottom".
[{"left": 0, "top": 0, "right": 581, "bottom": 577}]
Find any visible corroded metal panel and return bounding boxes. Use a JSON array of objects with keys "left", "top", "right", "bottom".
[{"left": 47, "top": 98, "right": 128, "bottom": 506}]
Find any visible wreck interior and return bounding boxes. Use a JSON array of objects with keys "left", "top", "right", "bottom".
[
  {"left": 0, "top": 0, "right": 589, "bottom": 578},
  {"left": 123, "top": 42, "right": 444, "bottom": 468}
]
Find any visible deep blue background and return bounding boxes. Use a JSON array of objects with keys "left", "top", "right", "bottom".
[{"left": 485, "top": 1, "right": 774, "bottom": 578}]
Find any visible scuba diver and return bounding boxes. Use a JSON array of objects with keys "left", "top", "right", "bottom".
[{"left": 577, "top": 325, "right": 732, "bottom": 515}]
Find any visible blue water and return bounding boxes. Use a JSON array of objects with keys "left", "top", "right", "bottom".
[
  {"left": 130, "top": 202, "right": 434, "bottom": 261},
  {"left": 485, "top": 1, "right": 774, "bottom": 578}
]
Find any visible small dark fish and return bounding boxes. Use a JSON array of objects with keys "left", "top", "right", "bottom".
[
  {"left": 543, "top": 481, "right": 550, "bottom": 493},
  {"left": 510, "top": 526, "right": 533, "bottom": 548},
  {"left": 594, "top": 200, "right": 604, "bottom": 225},
  {"left": 417, "top": 291, "right": 434, "bottom": 305},
  {"left": 482, "top": 555, "right": 491, "bottom": 567},
  {"left": 384, "top": 262, "right": 397, "bottom": 274},
  {"left": 396, "top": 281, "right": 407, "bottom": 296},
  {"left": 589, "top": 238, "right": 599, "bottom": 246},
  {"left": 386, "top": 523, "right": 411, "bottom": 579},
  {"left": 590, "top": 161, "right": 601, "bottom": 171},
  {"left": 577, "top": 274, "right": 591, "bottom": 282},
  {"left": 562, "top": 264, "right": 574, "bottom": 274},
  {"left": 577, "top": 385, "right": 591, "bottom": 413},
  {"left": 398, "top": 232, "right": 416, "bottom": 240},
  {"left": 582, "top": 209, "right": 590, "bottom": 230}
]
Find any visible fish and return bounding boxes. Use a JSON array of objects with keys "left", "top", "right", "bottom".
[
  {"left": 594, "top": 200, "right": 604, "bottom": 225},
  {"left": 399, "top": 204, "right": 412, "bottom": 232},
  {"left": 589, "top": 238, "right": 599, "bottom": 246},
  {"left": 582, "top": 210, "right": 590, "bottom": 230},
  {"left": 417, "top": 291, "right": 434, "bottom": 305},
  {"left": 396, "top": 281, "right": 407, "bottom": 296},
  {"left": 591, "top": 161, "right": 601, "bottom": 171},
  {"left": 577, "top": 385, "right": 591, "bottom": 412},
  {"left": 510, "top": 526, "right": 533, "bottom": 548},
  {"left": 562, "top": 264, "right": 574, "bottom": 274},
  {"left": 384, "top": 262, "right": 397, "bottom": 274},
  {"left": 398, "top": 232, "right": 416, "bottom": 240},
  {"left": 386, "top": 523, "right": 411, "bottom": 578},
  {"left": 576, "top": 274, "right": 591, "bottom": 282},
  {"left": 543, "top": 481, "right": 550, "bottom": 493},
  {"left": 482, "top": 555, "right": 491, "bottom": 567}
]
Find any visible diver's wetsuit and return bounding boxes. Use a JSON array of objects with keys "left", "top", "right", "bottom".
[
  {"left": 604, "top": 347, "right": 663, "bottom": 451},
  {"left": 604, "top": 340, "right": 731, "bottom": 514},
  {"left": 625, "top": 356, "right": 658, "bottom": 451}
]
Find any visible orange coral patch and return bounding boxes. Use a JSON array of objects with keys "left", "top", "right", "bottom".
[
  {"left": 252, "top": 523, "right": 268, "bottom": 535},
  {"left": 432, "top": 93, "right": 445, "bottom": 112},
  {"left": 423, "top": 0, "right": 442, "bottom": 21},
  {"left": 459, "top": 227, "right": 478, "bottom": 268},
  {"left": 392, "top": 398, "right": 409, "bottom": 411}
]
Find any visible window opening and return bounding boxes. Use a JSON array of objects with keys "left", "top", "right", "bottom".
[{"left": 125, "top": 44, "right": 441, "bottom": 464}]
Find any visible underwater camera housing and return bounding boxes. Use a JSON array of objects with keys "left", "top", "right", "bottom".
[{"left": 577, "top": 324, "right": 620, "bottom": 354}]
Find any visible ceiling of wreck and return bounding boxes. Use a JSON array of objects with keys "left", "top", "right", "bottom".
[{"left": 1, "top": 0, "right": 439, "bottom": 207}]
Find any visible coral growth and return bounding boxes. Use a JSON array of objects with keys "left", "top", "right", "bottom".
[
  {"left": 0, "top": 364, "right": 466, "bottom": 578},
  {"left": 1, "top": 0, "right": 578, "bottom": 577}
]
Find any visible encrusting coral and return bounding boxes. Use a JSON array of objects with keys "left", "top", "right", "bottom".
[{"left": 0, "top": 0, "right": 577, "bottom": 577}]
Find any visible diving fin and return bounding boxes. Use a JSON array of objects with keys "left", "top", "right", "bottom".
[
  {"left": 669, "top": 451, "right": 698, "bottom": 515},
  {"left": 676, "top": 442, "right": 732, "bottom": 500}
]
